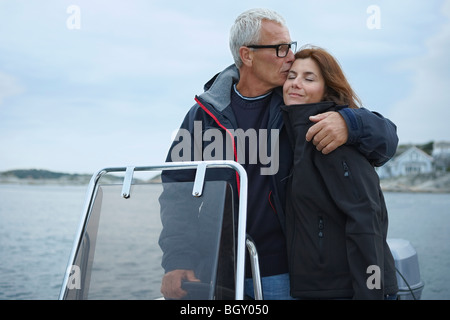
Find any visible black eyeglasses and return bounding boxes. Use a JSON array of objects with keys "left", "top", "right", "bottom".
[{"left": 246, "top": 41, "right": 297, "bottom": 58}]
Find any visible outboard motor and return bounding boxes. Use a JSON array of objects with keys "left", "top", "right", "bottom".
[{"left": 387, "top": 238, "right": 425, "bottom": 300}]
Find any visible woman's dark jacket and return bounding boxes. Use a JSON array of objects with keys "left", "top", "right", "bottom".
[{"left": 282, "top": 101, "right": 398, "bottom": 299}]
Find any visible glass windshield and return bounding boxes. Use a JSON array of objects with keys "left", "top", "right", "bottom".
[{"left": 62, "top": 180, "right": 235, "bottom": 300}]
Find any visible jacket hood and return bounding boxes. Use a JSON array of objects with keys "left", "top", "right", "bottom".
[{"left": 198, "top": 64, "right": 240, "bottom": 112}]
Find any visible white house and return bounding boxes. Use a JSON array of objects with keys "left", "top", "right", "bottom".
[
  {"left": 433, "top": 141, "right": 450, "bottom": 172},
  {"left": 433, "top": 141, "right": 450, "bottom": 157},
  {"left": 376, "top": 146, "right": 434, "bottom": 179}
]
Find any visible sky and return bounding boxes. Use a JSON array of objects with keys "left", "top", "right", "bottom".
[{"left": 0, "top": 0, "right": 449, "bottom": 174}]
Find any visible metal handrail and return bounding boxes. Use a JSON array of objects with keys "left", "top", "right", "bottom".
[
  {"left": 59, "top": 160, "right": 249, "bottom": 300},
  {"left": 246, "top": 236, "right": 263, "bottom": 300}
]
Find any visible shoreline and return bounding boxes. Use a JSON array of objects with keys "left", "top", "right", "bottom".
[
  {"left": 1, "top": 173, "right": 449, "bottom": 193},
  {"left": 380, "top": 188, "right": 450, "bottom": 194},
  {"left": 379, "top": 172, "right": 450, "bottom": 194}
]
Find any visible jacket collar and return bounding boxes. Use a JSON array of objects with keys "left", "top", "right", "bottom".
[
  {"left": 199, "top": 64, "right": 284, "bottom": 113},
  {"left": 281, "top": 101, "right": 342, "bottom": 124}
]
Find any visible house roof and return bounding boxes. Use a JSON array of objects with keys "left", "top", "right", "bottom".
[{"left": 394, "top": 146, "right": 434, "bottom": 162}]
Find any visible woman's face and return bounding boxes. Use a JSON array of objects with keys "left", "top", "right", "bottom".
[{"left": 283, "top": 58, "right": 325, "bottom": 105}]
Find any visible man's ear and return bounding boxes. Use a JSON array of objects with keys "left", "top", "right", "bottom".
[{"left": 239, "top": 46, "right": 253, "bottom": 67}]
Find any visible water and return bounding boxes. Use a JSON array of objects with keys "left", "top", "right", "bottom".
[
  {"left": 0, "top": 184, "right": 449, "bottom": 300},
  {"left": 0, "top": 184, "right": 85, "bottom": 299},
  {"left": 384, "top": 192, "right": 450, "bottom": 299}
]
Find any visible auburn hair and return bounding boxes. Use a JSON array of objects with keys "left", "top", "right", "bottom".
[{"left": 295, "top": 46, "right": 362, "bottom": 108}]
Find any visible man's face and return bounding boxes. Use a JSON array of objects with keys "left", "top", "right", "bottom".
[{"left": 250, "top": 20, "right": 295, "bottom": 91}]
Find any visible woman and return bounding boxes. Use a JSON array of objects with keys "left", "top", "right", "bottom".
[{"left": 281, "top": 46, "right": 398, "bottom": 299}]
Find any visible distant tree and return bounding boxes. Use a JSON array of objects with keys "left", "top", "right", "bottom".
[
  {"left": 2, "top": 169, "right": 65, "bottom": 179},
  {"left": 417, "top": 141, "right": 434, "bottom": 155}
]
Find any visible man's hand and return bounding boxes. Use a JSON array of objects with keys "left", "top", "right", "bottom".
[
  {"left": 306, "top": 111, "right": 348, "bottom": 154},
  {"left": 161, "top": 269, "right": 200, "bottom": 299}
]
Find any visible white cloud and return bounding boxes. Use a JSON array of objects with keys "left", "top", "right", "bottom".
[
  {"left": 388, "top": 0, "right": 450, "bottom": 144},
  {"left": 0, "top": 72, "right": 24, "bottom": 106}
]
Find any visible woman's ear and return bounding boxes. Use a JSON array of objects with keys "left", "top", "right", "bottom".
[{"left": 239, "top": 46, "right": 253, "bottom": 67}]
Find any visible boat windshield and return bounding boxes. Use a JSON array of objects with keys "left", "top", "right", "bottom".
[{"left": 61, "top": 177, "right": 236, "bottom": 300}]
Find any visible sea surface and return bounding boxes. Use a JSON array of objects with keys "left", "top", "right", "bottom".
[{"left": 0, "top": 183, "right": 449, "bottom": 300}]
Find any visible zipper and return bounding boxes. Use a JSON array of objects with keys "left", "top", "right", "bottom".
[
  {"left": 342, "top": 160, "right": 361, "bottom": 198},
  {"left": 195, "top": 96, "right": 241, "bottom": 193},
  {"left": 342, "top": 161, "right": 350, "bottom": 177},
  {"left": 318, "top": 216, "right": 324, "bottom": 264}
]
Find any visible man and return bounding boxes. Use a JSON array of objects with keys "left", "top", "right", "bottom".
[{"left": 159, "top": 8, "right": 398, "bottom": 299}]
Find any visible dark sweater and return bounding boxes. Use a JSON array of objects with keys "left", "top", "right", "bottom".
[{"left": 230, "top": 86, "right": 288, "bottom": 278}]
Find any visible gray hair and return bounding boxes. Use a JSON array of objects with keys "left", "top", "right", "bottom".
[{"left": 229, "top": 8, "right": 287, "bottom": 68}]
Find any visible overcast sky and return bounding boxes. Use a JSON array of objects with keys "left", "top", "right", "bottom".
[{"left": 0, "top": 0, "right": 449, "bottom": 174}]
